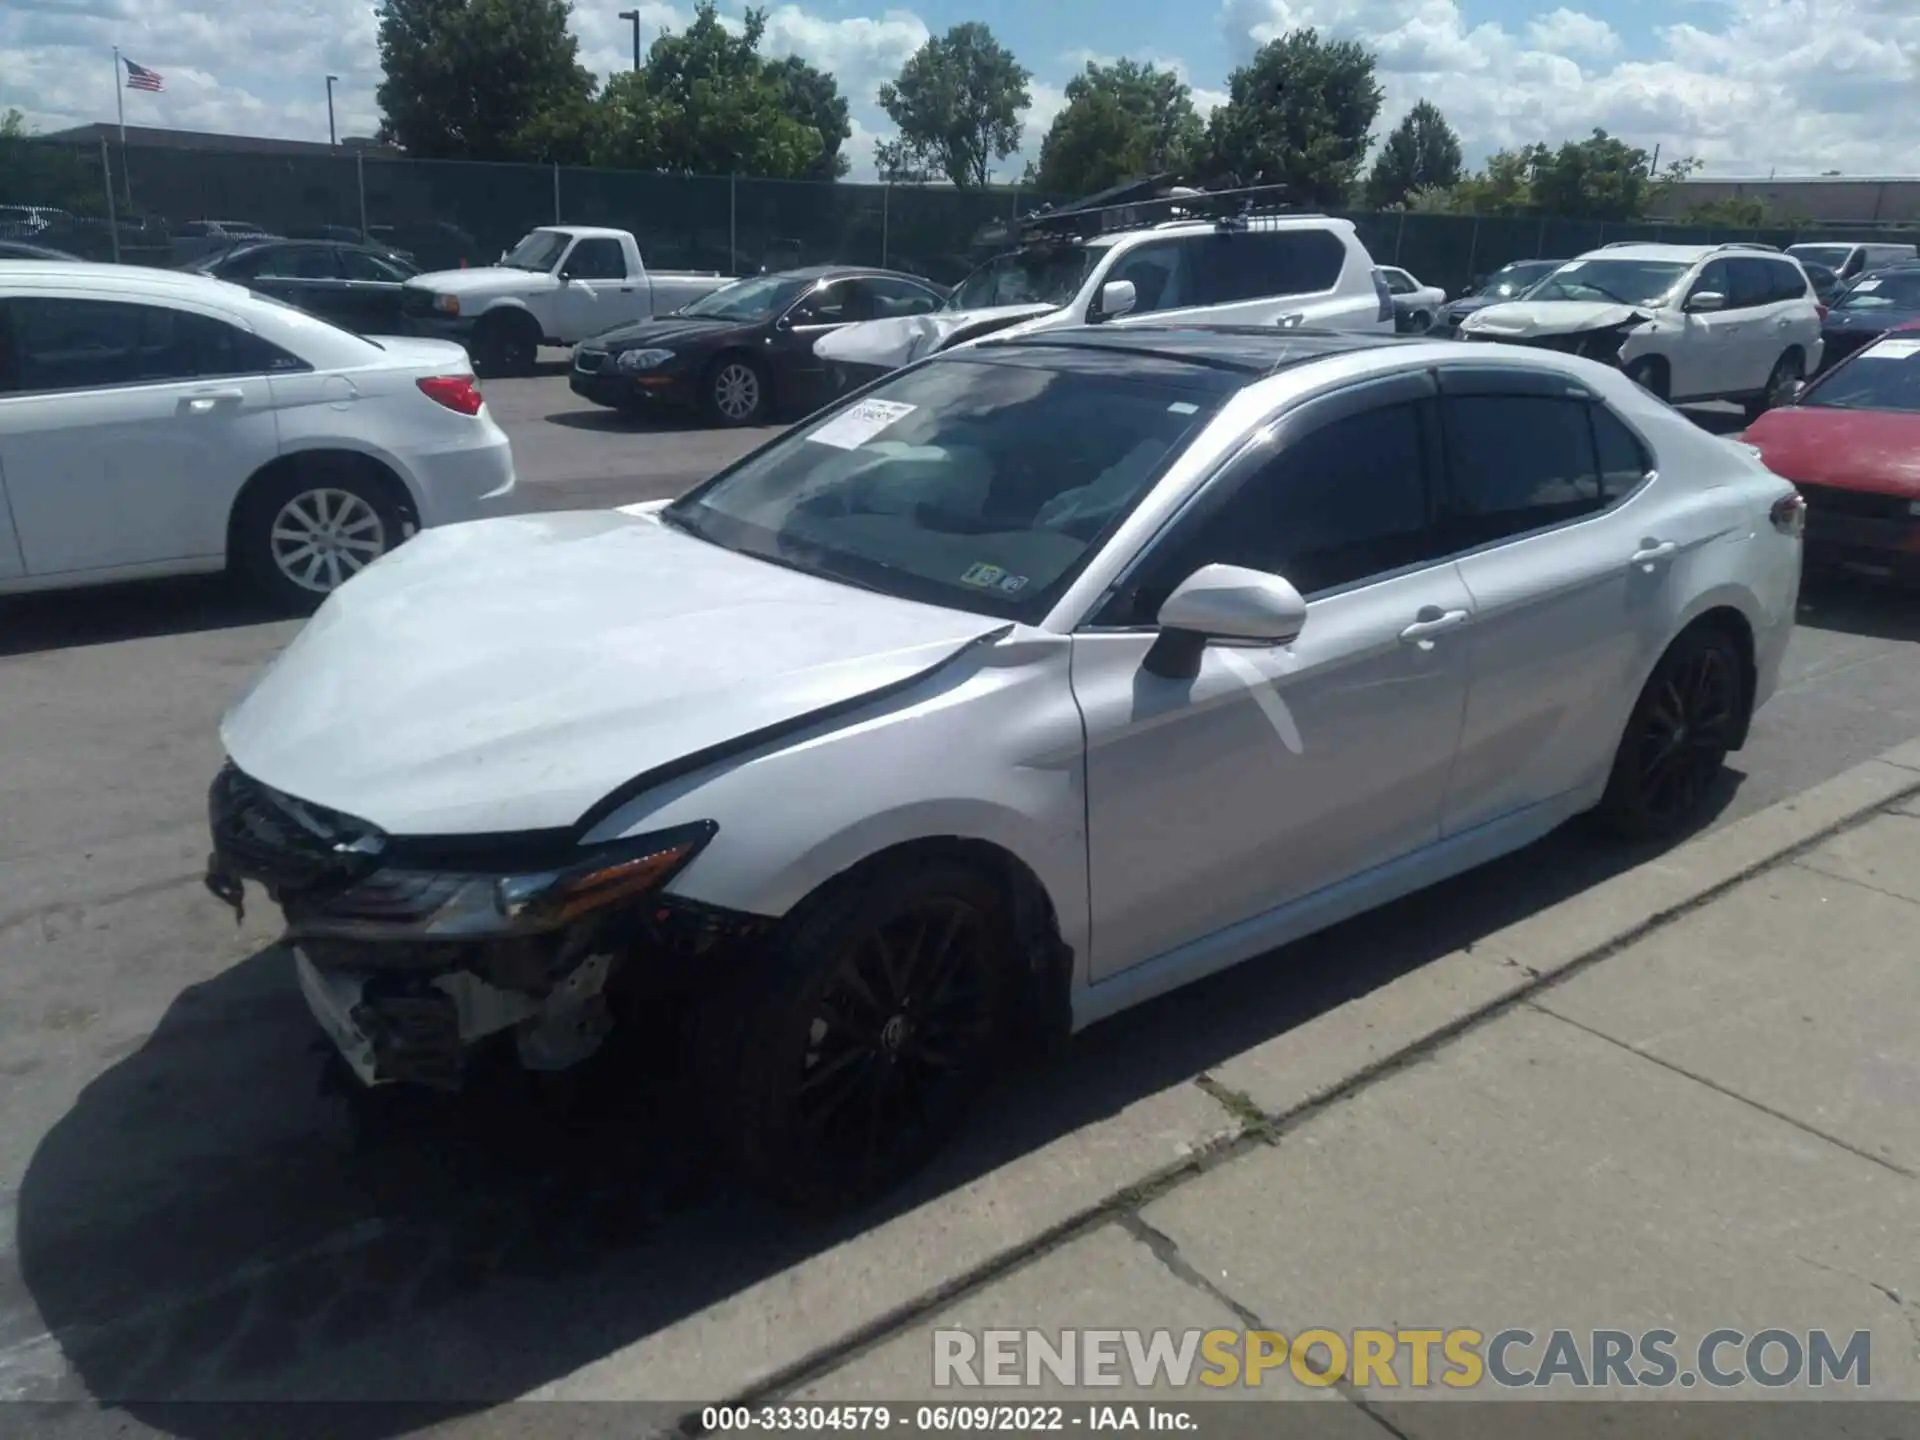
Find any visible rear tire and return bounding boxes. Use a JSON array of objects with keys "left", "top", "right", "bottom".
[
  {"left": 1745, "top": 351, "right": 1802, "bottom": 421},
  {"left": 1594, "top": 625, "right": 1746, "bottom": 842},
  {"left": 701, "top": 856, "right": 1018, "bottom": 1211},
  {"left": 233, "top": 460, "right": 411, "bottom": 614}
]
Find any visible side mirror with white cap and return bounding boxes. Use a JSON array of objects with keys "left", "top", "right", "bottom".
[
  {"left": 1144, "top": 563, "right": 1309, "bottom": 680},
  {"left": 1093, "top": 279, "right": 1137, "bottom": 323}
]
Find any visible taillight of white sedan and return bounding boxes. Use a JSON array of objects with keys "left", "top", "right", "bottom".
[{"left": 0, "top": 262, "right": 517, "bottom": 610}]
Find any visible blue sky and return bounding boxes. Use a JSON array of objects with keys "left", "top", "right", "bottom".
[{"left": 5, "top": 0, "right": 1917, "bottom": 181}]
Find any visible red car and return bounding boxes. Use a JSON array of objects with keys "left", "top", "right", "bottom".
[{"left": 1743, "top": 320, "right": 1920, "bottom": 581}]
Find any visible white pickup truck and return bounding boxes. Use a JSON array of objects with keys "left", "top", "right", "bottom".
[{"left": 399, "top": 226, "right": 734, "bottom": 377}]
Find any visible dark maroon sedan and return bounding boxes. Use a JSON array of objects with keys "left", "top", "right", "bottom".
[{"left": 1743, "top": 321, "right": 1920, "bottom": 581}]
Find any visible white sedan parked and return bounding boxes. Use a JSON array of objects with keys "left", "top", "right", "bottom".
[
  {"left": 207, "top": 325, "right": 1802, "bottom": 1208},
  {"left": 0, "top": 262, "right": 517, "bottom": 608},
  {"left": 1378, "top": 265, "right": 1448, "bottom": 332}
]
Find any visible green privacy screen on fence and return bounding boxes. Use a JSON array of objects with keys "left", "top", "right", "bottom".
[{"left": 6, "top": 140, "right": 1914, "bottom": 295}]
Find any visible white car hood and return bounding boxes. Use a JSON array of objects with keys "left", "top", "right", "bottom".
[
  {"left": 814, "top": 303, "right": 1060, "bottom": 369},
  {"left": 220, "top": 512, "right": 1009, "bottom": 836},
  {"left": 1462, "top": 300, "right": 1649, "bottom": 338},
  {"left": 406, "top": 266, "right": 557, "bottom": 299}
]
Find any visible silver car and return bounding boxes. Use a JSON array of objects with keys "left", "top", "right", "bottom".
[{"left": 205, "top": 325, "right": 1805, "bottom": 1207}]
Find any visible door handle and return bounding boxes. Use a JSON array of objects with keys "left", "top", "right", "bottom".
[
  {"left": 1399, "top": 607, "right": 1470, "bottom": 645},
  {"left": 1631, "top": 539, "right": 1678, "bottom": 568},
  {"left": 182, "top": 389, "right": 244, "bottom": 413}
]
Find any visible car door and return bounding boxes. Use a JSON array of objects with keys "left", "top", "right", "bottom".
[
  {"left": 1755, "top": 257, "right": 1820, "bottom": 375},
  {"left": 250, "top": 244, "right": 353, "bottom": 328},
  {"left": 0, "top": 303, "right": 22, "bottom": 580},
  {"left": 335, "top": 247, "right": 413, "bottom": 334},
  {"left": 1072, "top": 372, "right": 1476, "bottom": 981},
  {"left": 1431, "top": 365, "right": 1673, "bottom": 836},
  {"left": 1722, "top": 256, "right": 1789, "bottom": 394},
  {"left": 0, "top": 295, "right": 282, "bottom": 576},
  {"left": 772, "top": 279, "right": 876, "bottom": 408},
  {"left": 1675, "top": 259, "right": 1747, "bottom": 400},
  {"left": 553, "top": 237, "right": 633, "bottom": 339}
]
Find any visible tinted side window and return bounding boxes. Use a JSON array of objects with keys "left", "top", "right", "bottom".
[
  {"left": 11, "top": 298, "right": 300, "bottom": 391},
  {"left": 339, "top": 249, "right": 408, "bottom": 282},
  {"left": 1110, "top": 402, "right": 1432, "bottom": 622},
  {"left": 260, "top": 245, "right": 342, "bottom": 280},
  {"left": 1196, "top": 229, "right": 1348, "bottom": 305},
  {"left": 858, "top": 276, "right": 941, "bottom": 318},
  {"left": 1439, "top": 394, "right": 1603, "bottom": 549},
  {"left": 791, "top": 280, "right": 868, "bottom": 325},
  {"left": 1690, "top": 259, "right": 1731, "bottom": 305},
  {"left": 1590, "top": 405, "right": 1653, "bottom": 501},
  {"left": 1768, "top": 262, "right": 1809, "bottom": 302},
  {"left": 565, "top": 238, "right": 626, "bottom": 280},
  {"left": 1727, "top": 257, "right": 1788, "bottom": 309},
  {"left": 1105, "top": 239, "right": 1198, "bottom": 316}
]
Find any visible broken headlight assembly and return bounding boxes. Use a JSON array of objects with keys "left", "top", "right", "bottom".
[{"left": 282, "top": 820, "right": 719, "bottom": 944}]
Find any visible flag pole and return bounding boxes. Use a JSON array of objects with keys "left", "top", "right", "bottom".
[{"left": 112, "top": 46, "right": 132, "bottom": 208}]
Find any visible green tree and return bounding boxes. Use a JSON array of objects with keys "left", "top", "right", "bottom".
[
  {"left": 376, "top": 0, "right": 595, "bottom": 161},
  {"left": 876, "top": 22, "right": 1031, "bottom": 189},
  {"left": 1365, "top": 99, "right": 1462, "bottom": 208},
  {"left": 591, "top": 5, "right": 840, "bottom": 180},
  {"left": 1527, "top": 128, "right": 1662, "bottom": 221},
  {"left": 769, "top": 55, "right": 852, "bottom": 180},
  {"left": 1201, "top": 29, "right": 1383, "bottom": 207},
  {"left": 1032, "top": 60, "right": 1205, "bottom": 196},
  {"left": 1444, "top": 144, "right": 1547, "bottom": 215}
]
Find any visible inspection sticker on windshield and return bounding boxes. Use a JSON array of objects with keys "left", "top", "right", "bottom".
[
  {"left": 1863, "top": 338, "right": 1920, "bottom": 360},
  {"left": 961, "top": 562, "right": 1027, "bottom": 593},
  {"left": 1852, "top": 279, "right": 1883, "bottom": 292},
  {"left": 808, "top": 398, "right": 917, "bottom": 450}
]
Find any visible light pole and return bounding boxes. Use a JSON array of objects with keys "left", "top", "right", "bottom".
[
  {"left": 326, "top": 74, "right": 339, "bottom": 146},
  {"left": 617, "top": 9, "right": 641, "bottom": 71}
]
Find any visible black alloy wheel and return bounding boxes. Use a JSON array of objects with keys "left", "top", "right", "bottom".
[
  {"left": 711, "top": 859, "right": 1015, "bottom": 1209},
  {"left": 1597, "top": 627, "right": 1744, "bottom": 841}
]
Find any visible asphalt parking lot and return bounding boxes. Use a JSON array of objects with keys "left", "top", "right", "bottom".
[{"left": 2, "top": 375, "right": 1919, "bottom": 1424}]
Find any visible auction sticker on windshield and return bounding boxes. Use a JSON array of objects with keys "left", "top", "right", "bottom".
[
  {"left": 1862, "top": 338, "right": 1920, "bottom": 360},
  {"left": 809, "top": 399, "right": 917, "bottom": 450}
]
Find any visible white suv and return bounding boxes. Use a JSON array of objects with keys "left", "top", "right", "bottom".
[
  {"left": 817, "top": 209, "right": 1391, "bottom": 379},
  {"left": 1458, "top": 243, "right": 1824, "bottom": 418}
]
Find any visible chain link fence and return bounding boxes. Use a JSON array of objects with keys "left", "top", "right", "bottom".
[{"left": 5, "top": 138, "right": 1918, "bottom": 295}]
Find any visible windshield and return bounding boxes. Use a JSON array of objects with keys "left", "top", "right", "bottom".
[
  {"left": 1788, "top": 245, "right": 1855, "bottom": 270},
  {"left": 501, "top": 230, "right": 571, "bottom": 271},
  {"left": 1483, "top": 262, "right": 1560, "bottom": 299},
  {"left": 947, "top": 245, "right": 1097, "bottom": 311},
  {"left": 1803, "top": 336, "right": 1920, "bottom": 412},
  {"left": 663, "top": 355, "right": 1220, "bottom": 620},
  {"left": 1526, "top": 259, "right": 1691, "bottom": 307},
  {"left": 1835, "top": 271, "right": 1920, "bottom": 311},
  {"left": 678, "top": 273, "right": 810, "bottom": 320}
]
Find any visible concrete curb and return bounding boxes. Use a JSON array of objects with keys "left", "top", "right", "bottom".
[{"left": 547, "top": 740, "right": 1920, "bottom": 1412}]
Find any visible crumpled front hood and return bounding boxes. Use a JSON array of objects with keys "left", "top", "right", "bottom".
[
  {"left": 1462, "top": 300, "right": 1649, "bottom": 338},
  {"left": 813, "top": 303, "right": 1060, "bottom": 369},
  {"left": 406, "top": 266, "right": 556, "bottom": 300},
  {"left": 220, "top": 512, "right": 1008, "bottom": 836}
]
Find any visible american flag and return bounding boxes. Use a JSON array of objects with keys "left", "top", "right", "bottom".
[{"left": 124, "top": 58, "right": 164, "bottom": 92}]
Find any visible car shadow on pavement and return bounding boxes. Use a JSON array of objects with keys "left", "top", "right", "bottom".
[
  {"left": 14, "top": 775, "right": 1742, "bottom": 1435},
  {"left": 544, "top": 407, "right": 716, "bottom": 434},
  {"left": 1797, "top": 569, "right": 1920, "bottom": 644},
  {"left": 0, "top": 576, "right": 286, "bottom": 660}
]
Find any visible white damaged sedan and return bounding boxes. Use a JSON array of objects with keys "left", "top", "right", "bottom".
[{"left": 206, "top": 325, "right": 1803, "bottom": 1206}]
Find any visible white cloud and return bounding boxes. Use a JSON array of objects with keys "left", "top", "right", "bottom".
[
  {"left": 1219, "top": 0, "right": 1920, "bottom": 176},
  {"left": 1525, "top": 7, "right": 1620, "bottom": 58}
]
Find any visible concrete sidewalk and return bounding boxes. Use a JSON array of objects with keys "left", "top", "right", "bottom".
[{"left": 775, "top": 751, "right": 1920, "bottom": 1422}]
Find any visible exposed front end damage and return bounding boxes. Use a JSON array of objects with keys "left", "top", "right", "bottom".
[
  {"left": 1459, "top": 308, "right": 1652, "bottom": 369},
  {"left": 204, "top": 762, "right": 770, "bottom": 1090}
]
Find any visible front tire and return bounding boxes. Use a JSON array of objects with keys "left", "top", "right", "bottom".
[
  {"left": 1624, "top": 355, "right": 1669, "bottom": 401},
  {"left": 704, "top": 355, "right": 769, "bottom": 427},
  {"left": 1595, "top": 626, "right": 1746, "bottom": 842},
  {"left": 473, "top": 312, "right": 539, "bottom": 378},
  {"left": 234, "top": 462, "right": 410, "bottom": 613},
  {"left": 709, "top": 857, "right": 1017, "bottom": 1211}
]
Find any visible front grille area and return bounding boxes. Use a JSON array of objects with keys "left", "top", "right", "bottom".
[
  {"left": 1797, "top": 482, "right": 1915, "bottom": 523},
  {"left": 399, "top": 288, "right": 436, "bottom": 320},
  {"left": 574, "top": 349, "right": 606, "bottom": 373},
  {"left": 209, "top": 763, "right": 384, "bottom": 900}
]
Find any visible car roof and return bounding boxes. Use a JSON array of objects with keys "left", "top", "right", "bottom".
[
  {"left": 769, "top": 264, "right": 945, "bottom": 284},
  {"left": 977, "top": 324, "right": 1417, "bottom": 379},
  {"left": 0, "top": 260, "right": 255, "bottom": 303},
  {"left": 1577, "top": 244, "right": 1725, "bottom": 263}
]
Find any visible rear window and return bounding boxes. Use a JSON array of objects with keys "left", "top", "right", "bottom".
[
  {"left": 666, "top": 354, "right": 1223, "bottom": 622},
  {"left": 1803, "top": 335, "right": 1920, "bottom": 413}
]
